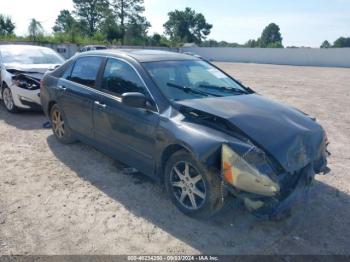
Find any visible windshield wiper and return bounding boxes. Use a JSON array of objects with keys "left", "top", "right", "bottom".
[
  {"left": 199, "top": 84, "right": 250, "bottom": 94},
  {"left": 167, "top": 83, "right": 221, "bottom": 97}
]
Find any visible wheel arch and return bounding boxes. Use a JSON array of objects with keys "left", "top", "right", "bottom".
[
  {"left": 48, "top": 100, "right": 57, "bottom": 116},
  {"left": 159, "top": 143, "right": 192, "bottom": 182},
  {"left": 1, "top": 81, "right": 8, "bottom": 93}
]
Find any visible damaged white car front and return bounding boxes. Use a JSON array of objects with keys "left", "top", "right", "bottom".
[{"left": 0, "top": 45, "right": 64, "bottom": 112}]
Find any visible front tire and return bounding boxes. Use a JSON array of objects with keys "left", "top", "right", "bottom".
[
  {"left": 2, "top": 86, "right": 18, "bottom": 113},
  {"left": 50, "top": 104, "right": 76, "bottom": 144},
  {"left": 165, "top": 150, "right": 224, "bottom": 219}
]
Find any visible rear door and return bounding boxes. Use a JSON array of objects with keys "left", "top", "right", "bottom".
[
  {"left": 58, "top": 56, "right": 103, "bottom": 138},
  {"left": 92, "top": 58, "right": 159, "bottom": 176}
]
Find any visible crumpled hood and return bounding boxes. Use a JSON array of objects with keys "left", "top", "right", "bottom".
[
  {"left": 177, "top": 94, "right": 326, "bottom": 173},
  {"left": 5, "top": 63, "right": 60, "bottom": 74}
]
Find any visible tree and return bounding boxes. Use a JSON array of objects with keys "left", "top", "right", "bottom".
[
  {"left": 245, "top": 39, "right": 260, "bottom": 48},
  {"left": 53, "top": 10, "right": 77, "bottom": 33},
  {"left": 52, "top": 10, "right": 87, "bottom": 42},
  {"left": 28, "top": 18, "right": 43, "bottom": 41},
  {"left": 109, "top": 0, "right": 150, "bottom": 44},
  {"left": 72, "top": 0, "right": 109, "bottom": 36},
  {"left": 267, "top": 41, "right": 283, "bottom": 48},
  {"left": 150, "top": 33, "right": 161, "bottom": 45},
  {"left": 201, "top": 40, "right": 241, "bottom": 47},
  {"left": 0, "top": 15, "right": 15, "bottom": 36},
  {"left": 146, "top": 33, "right": 170, "bottom": 47},
  {"left": 124, "top": 16, "right": 150, "bottom": 44},
  {"left": 163, "top": 7, "right": 212, "bottom": 44},
  {"left": 259, "top": 23, "right": 283, "bottom": 48},
  {"left": 201, "top": 39, "right": 218, "bottom": 47},
  {"left": 333, "top": 37, "right": 350, "bottom": 48},
  {"left": 100, "top": 12, "right": 122, "bottom": 42},
  {"left": 320, "top": 40, "right": 331, "bottom": 48}
]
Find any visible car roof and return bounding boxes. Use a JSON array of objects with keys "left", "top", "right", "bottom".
[
  {"left": 83, "top": 49, "right": 199, "bottom": 63},
  {"left": 0, "top": 44, "right": 53, "bottom": 52}
]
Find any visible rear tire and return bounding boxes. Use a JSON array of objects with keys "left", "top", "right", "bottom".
[
  {"left": 2, "top": 86, "right": 18, "bottom": 113},
  {"left": 165, "top": 150, "right": 224, "bottom": 219},
  {"left": 50, "top": 104, "right": 76, "bottom": 144}
]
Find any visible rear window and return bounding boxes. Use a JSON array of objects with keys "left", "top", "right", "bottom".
[{"left": 69, "top": 57, "right": 103, "bottom": 88}]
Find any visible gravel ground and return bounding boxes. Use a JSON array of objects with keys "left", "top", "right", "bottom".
[{"left": 0, "top": 62, "right": 349, "bottom": 255}]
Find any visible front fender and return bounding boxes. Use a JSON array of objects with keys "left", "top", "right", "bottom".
[{"left": 155, "top": 108, "right": 242, "bottom": 176}]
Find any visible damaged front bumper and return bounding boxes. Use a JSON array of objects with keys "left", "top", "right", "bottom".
[
  {"left": 225, "top": 162, "right": 329, "bottom": 220},
  {"left": 10, "top": 84, "right": 41, "bottom": 109},
  {"left": 220, "top": 130, "right": 330, "bottom": 219}
]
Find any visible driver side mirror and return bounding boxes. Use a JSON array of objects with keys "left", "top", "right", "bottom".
[{"left": 121, "top": 92, "right": 147, "bottom": 109}]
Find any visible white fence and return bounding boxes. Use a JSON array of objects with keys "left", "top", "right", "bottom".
[
  {"left": 2, "top": 41, "right": 350, "bottom": 68},
  {"left": 180, "top": 47, "right": 350, "bottom": 68}
]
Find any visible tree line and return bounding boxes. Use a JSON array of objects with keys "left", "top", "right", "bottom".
[
  {"left": 320, "top": 38, "right": 350, "bottom": 48},
  {"left": 202, "top": 23, "right": 284, "bottom": 48},
  {"left": 0, "top": 1, "right": 349, "bottom": 48},
  {"left": 0, "top": 1, "right": 213, "bottom": 47}
]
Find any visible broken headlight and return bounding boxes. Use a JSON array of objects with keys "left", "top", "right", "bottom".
[
  {"left": 12, "top": 78, "right": 39, "bottom": 90},
  {"left": 221, "top": 144, "right": 280, "bottom": 197}
]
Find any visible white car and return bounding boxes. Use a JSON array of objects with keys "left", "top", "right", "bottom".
[{"left": 0, "top": 45, "right": 65, "bottom": 112}]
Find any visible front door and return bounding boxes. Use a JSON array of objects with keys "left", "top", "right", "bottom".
[{"left": 93, "top": 58, "right": 159, "bottom": 176}]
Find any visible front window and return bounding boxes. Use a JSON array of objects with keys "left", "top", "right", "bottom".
[
  {"left": 142, "top": 60, "right": 248, "bottom": 101},
  {"left": 1, "top": 46, "right": 65, "bottom": 65},
  {"left": 101, "top": 58, "right": 146, "bottom": 96}
]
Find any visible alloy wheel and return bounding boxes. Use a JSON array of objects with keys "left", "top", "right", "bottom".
[
  {"left": 3, "top": 88, "right": 14, "bottom": 111},
  {"left": 52, "top": 109, "right": 65, "bottom": 138},
  {"left": 170, "top": 161, "right": 207, "bottom": 210}
]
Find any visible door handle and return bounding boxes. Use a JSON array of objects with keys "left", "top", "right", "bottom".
[
  {"left": 58, "top": 85, "right": 67, "bottom": 91},
  {"left": 94, "top": 101, "right": 107, "bottom": 108}
]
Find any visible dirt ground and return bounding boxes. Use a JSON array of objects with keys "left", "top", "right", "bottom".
[{"left": 0, "top": 62, "right": 350, "bottom": 255}]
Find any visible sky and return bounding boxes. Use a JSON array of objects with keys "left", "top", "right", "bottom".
[{"left": 1, "top": 0, "right": 349, "bottom": 47}]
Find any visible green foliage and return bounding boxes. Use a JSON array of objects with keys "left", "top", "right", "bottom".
[
  {"left": 200, "top": 39, "right": 241, "bottom": 47},
  {"left": 99, "top": 12, "right": 122, "bottom": 42},
  {"left": 333, "top": 37, "right": 350, "bottom": 48},
  {"left": 259, "top": 23, "right": 283, "bottom": 48},
  {"left": 266, "top": 41, "right": 283, "bottom": 48},
  {"left": 72, "top": 0, "right": 109, "bottom": 36},
  {"left": 243, "top": 23, "right": 283, "bottom": 48},
  {"left": 200, "top": 39, "right": 219, "bottom": 47},
  {"left": 0, "top": 34, "right": 17, "bottom": 42},
  {"left": 1, "top": 6, "right": 297, "bottom": 49},
  {"left": 124, "top": 16, "right": 150, "bottom": 44},
  {"left": 244, "top": 39, "right": 260, "bottom": 48},
  {"left": 164, "top": 7, "right": 212, "bottom": 45},
  {"left": 53, "top": 10, "right": 76, "bottom": 33},
  {"left": 145, "top": 33, "right": 171, "bottom": 47},
  {"left": 320, "top": 40, "right": 331, "bottom": 48},
  {"left": 52, "top": 10, "right": 85, "bottom": 43},
  {"left": 110, "top": 0, "right": 150, "bottom": 44},
  {"left": 0, "top": 14, "right": 15, "bottom": 36},
  {"left": 91, "top": 32, "right": 108, "bottom": 43},
  {"left": 28, "top": 18, "right": 44, "bottom": 41}
]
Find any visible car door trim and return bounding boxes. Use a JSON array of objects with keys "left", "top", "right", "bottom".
[{"left": 60, "top": 77, "right": 122, "bottom": 102}]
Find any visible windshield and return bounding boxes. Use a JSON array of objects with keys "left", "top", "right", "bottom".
[
  {"left": 0, "top": 46, "right": 65, "bottom": 65},
  {"left": 143, "top": 60, "right": 248, "bottom": 101}
]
